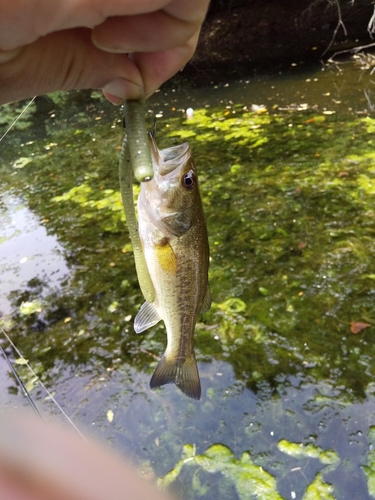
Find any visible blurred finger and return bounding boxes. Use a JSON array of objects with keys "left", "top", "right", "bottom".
[{"left": 0, "top": 412, "right": 172, "bottom": 500}]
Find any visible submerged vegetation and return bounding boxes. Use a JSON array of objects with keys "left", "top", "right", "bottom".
[{"left": 1, "top": 74, "right": 375, "bottom": 498}]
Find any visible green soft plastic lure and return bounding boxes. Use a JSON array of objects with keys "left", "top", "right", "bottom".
[{"left": 119, "top": 100, "right": 155, "bottom": 303}]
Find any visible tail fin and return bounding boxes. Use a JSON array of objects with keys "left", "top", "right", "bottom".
[{"left": 150, "top": 355, "right": 201, "bottom": 400}]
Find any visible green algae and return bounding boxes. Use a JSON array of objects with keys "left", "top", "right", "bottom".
[
  {"left": 302, "top": 473, "right": 335, "bottom": 500},
  {"left": 277, "top": 439, "right": 339, "bottom": 465},
  {"left": 362, "top": 427, "right": 375, "bottom": 497},
  {"left": 158, "top": 443, "right": 283, "bottom": 499}
]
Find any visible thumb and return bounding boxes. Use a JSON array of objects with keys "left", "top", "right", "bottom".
[{"left": 0, "top": 28, "right": 144, "bottom": 105}]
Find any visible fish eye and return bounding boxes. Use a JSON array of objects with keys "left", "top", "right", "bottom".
[{"left": 182, "top": 170, "right": 196, "bottom": 190}]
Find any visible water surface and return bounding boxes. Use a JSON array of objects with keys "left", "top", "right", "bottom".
[{"left": 1, "top": 60, "right": 375, "bottom": 499}]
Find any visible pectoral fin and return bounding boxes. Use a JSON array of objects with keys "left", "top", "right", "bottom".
[
  {"left": 134, "top": 302, "right": 161, "bottom": 333},
  {"left": 199, "top": 285, "right": 212, "bottom": 314}
]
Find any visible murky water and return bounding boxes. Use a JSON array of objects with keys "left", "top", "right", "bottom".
[{"left": 1, "top": 60, "right": 375, "bottom": 499}]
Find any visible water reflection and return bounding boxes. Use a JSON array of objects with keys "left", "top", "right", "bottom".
[
  {"left": 0, "top": 191, "right": 69, "bottom": 315},
  {"left": 0, "top": 191, "right": 69, "bottom": 406},
  {"left": 1, "top": 60, "right": 375, "bottom": 498}
]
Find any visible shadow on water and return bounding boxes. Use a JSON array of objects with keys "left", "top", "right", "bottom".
[{"left": 2, "top": 60, "right": 375, "bottom": 498}]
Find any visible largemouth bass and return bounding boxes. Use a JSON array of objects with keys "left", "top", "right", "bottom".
[{"left": 134, "top": 134, "right": 211, "bottom": 400}]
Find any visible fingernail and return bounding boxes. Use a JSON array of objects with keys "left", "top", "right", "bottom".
[
  {"left": 102, "top": 91, "right": 124, "bottom": 105},
  {"left": 0, "top": 47, "right": 21, "bottom": 64},
  {"left": 102, "top": 78, "right": 142, "bottom": 101}
]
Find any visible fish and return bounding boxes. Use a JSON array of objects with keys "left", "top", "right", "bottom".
[{"left": 134, "top": 134, "right": 211, "bottom": 400}]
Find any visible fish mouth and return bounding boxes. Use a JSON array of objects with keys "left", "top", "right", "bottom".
[{"left": 148, "top": 133, "right": 190, "bottom": 176}]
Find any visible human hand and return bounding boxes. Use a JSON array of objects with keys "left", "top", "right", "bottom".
[{"left": 0, "top": 0, "right": 210, "bottom": 105}]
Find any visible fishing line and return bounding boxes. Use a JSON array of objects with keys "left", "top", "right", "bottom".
[
  {"left": 0, "top": 96, "right": 36, "bottom": 143},
  {"left": 0, "top": 327, "right": 87, "bottom": 442},
  {"left": 0, "top": 342, "right": 42, "bottom": 419}
]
